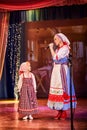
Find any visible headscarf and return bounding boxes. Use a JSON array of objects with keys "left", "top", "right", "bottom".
[
  {"left": 55, "top": 33, "right": 70, "bottom": 46},
  {"left": 19, "top": 61, "right": 30, "bottom": 75}
]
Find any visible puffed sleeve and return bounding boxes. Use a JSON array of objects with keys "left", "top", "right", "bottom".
[
  {"left": 32, "top": 73, "right": 37, "bottom": 92},
  {"left": 53, "top": 45, "right": 69, "bottom": 60},
  {"left": 18, "top": 74, "right": 23, "bottom": 92}
]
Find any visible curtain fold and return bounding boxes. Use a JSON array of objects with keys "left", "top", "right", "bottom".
[
  {"left": 0, "top": 12, "right": 9, "bottom": 80},
  {"left": 0, "top": 0, "right": 87, "bottom": 11}
]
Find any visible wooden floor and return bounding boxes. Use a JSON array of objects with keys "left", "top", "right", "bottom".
[{"left": 0, "top": 98, "right": 87, "bottom": 130}]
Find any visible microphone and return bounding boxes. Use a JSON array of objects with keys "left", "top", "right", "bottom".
[
  {"left": 44, "top": 44, "right": 58, "bottom": 50},
  {"left": 44, "top": 46, "right": 49, "bottom": 50}
]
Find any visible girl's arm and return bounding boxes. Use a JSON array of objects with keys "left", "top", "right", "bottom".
[
  {"left": 32, "top": 73, "right": 37, "bottom": 92},
  {"left": 18, "top": 74, "right": 23, "bottom": 92}
]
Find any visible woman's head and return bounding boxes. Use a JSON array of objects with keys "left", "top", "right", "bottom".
[
  {"left": 19, "top": 61, "right": 31, "bottom": 75},
  {"left": 54, "top": 33, "right": 70, "bottom": 47}
]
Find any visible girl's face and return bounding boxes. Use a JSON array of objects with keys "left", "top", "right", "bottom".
[
  {"left": 54, "top": 35, "right": 62, "bottom": 46},
  {"left": 26, "top": 62, "right": 31, "bottom": 71},
  {"left": 28, "top": 63, "right": 31, "bottom": 71}
]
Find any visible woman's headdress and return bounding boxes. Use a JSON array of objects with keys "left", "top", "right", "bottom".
[{"left": 55, "top": 33, "right": 70, "bottom": 45}]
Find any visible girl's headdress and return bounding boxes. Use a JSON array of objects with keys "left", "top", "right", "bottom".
[{"left": 19, "top": 61, "right": 30, "bottom": 75}]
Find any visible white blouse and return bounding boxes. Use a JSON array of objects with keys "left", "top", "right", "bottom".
[{"left": 53, "top": 45, "right": 69, "bottom": 61}]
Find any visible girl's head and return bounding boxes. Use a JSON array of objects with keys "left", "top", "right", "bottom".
[
  {"left": 54, "top": 33, "right": 70, "bottom": 47},
  {"left": 19, "top": 61, "right": 31, "bottom": 75}
]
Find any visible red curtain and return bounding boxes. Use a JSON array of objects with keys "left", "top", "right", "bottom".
[
  {"left": 0, "top": 0, "right": 87, "bottom": 11},
  {"left": 0, "top": 12, "right": 9, "bottom": 79}
]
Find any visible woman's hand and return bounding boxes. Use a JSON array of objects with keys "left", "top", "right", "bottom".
[
  {"left": 49, "top": 43, "right": 54, "bottom": 49},
  {"left": 48, "top": 43, "right": 55, "bottom": 57}
]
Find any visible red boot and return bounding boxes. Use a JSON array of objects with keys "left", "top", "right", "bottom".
[
  {"left": 60, "top": 110, "right": 67, "bottom": 120},
  {"left": 54, "top": 110, "right": 62, "bottom": 119}
]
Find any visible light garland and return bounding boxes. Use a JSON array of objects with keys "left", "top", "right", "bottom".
[{"left": 7, "top": 23, "right": 22, "bottom": 99}]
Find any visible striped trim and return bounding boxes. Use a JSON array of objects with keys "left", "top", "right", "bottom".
[{"left": 18, "top": 107, "right": 38, "bottom": 111}]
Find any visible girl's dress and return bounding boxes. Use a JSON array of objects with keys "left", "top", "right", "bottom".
[
  {"left": 47, "top": 44, "right": 77, "bottom": 110},
  {"left": 18, "top": 73, "right": 38, "bottom": 115}
]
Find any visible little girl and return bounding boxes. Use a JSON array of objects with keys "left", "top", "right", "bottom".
[{"left": 18, "top": 61, "right": 38, "bottom": 120}]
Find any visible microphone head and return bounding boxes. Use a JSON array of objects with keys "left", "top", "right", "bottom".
[
  {"left": 44, "top": 44, "right": 58, "bottom": 50},
  {"left": 44, "top": 46, "right": 49, "bottom": 50}
]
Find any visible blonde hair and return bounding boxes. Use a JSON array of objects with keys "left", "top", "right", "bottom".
[{"left": 19, "top": 61, "right": 31, "bottom": 75}]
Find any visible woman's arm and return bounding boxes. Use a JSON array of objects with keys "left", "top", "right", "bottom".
[{"left": 49, "top": 43, "right": 56, "bottom": 58}]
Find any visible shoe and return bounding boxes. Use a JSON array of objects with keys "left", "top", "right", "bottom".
[
  {"left": 54, "top": 110, "right": 62, "bottom": 120},
  {"left": 29, "top": 115, "right": 33, "bottom": 120},
  {"left": 22, "top": 116, "right": 28, "bottom": 120},
  {"left": 60, "top": 111, "right": 67, "bottom": 120}
]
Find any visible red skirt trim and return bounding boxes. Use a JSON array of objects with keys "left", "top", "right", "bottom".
[
  {"left": 48, "top": 94, "right": 64, "bottom": 102},
  {"left": 48, "top": 93, "right": 76, "bottom": 103}
]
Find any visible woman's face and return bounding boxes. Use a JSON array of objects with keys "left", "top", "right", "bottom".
[{"left": 54, "top": 35, "right": 62, "bottom": 46}]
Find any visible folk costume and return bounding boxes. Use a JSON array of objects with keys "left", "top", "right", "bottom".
[
  {"left": 18, "top": 62, "right": 38, "bottom": 120},
  {"left": 47, "top": 33, "right": 77, "bottom": 120}
]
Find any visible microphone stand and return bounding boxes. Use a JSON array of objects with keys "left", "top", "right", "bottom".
[{"left": 68, "top": 53, "right": 75, "bottom": 130}]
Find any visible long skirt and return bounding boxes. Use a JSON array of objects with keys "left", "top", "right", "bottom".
[
  {"left": 47, "top": 64, "right": 77, "bottom": 110},
  {"left": 18, "top": 78, "right": 38, "bottom": 115}
]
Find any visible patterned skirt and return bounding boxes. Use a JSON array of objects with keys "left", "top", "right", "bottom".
[{"left": 18, "top": 78, "right": 38, "bottom": 115}]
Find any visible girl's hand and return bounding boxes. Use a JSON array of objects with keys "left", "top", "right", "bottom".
[{"left": 35, "top": 90, "right": 37, "bottom": 93}]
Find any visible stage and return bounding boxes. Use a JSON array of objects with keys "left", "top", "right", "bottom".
[{"left": 0, "top": 98, "right": 87, "bottom": 130}]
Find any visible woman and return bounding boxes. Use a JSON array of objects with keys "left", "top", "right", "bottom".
[
  {"left": 47, "top": 33, "right": 77, "bottom": 120},
  {"left": 18, "top": 61, "right": 38, "bottom": 120}
]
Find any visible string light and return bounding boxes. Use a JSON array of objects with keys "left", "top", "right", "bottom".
[{"left": 7, "top": 23, "right": 22, "bottom": 99}]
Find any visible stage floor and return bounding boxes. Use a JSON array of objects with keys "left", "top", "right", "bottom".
[{"left": 0, "top": 98, "right": 87, "bottom": 130}]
